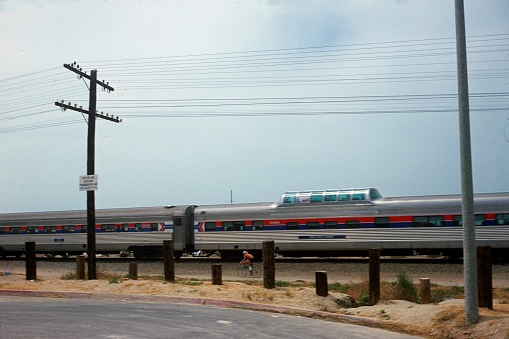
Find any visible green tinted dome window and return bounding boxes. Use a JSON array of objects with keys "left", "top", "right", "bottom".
[{"left": 277, "top": 188, "right": 381, "bottom": 206}]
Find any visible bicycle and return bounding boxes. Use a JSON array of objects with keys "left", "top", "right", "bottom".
[{"left": 237, "top": 262, "right": 261, "bottom": 278}]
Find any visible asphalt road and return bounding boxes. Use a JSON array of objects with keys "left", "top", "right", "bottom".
[{"left": 0, "top": 296, "right": 422, "bottom": 338}]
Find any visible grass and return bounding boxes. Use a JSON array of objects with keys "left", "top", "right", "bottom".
[
  {"left": 55, "top": 271, "right": 508, "bottom": 307},
  {"left": 60, "top": 271, "right": 77, "bottom": 280}
]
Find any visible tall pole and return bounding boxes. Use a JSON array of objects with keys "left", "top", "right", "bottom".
[
  {"left": 56, "top": 63, "right": 119, "bottom": 280},
  {"left": 87, "top": 70, "right": 97, "bottom": 280},
  {"left": 454, "top": 0, "right": 478, "bottom": 325}
]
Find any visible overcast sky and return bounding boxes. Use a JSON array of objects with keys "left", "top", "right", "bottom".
[{"left": 1, "top": 0, "right": 508, "bottom": 213}]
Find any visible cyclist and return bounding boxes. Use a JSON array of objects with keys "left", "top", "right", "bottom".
[{"left": 240, "top": 250, "right": 254, "bottom": 275}]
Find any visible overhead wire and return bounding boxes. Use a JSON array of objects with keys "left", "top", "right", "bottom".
[{"left": 1, "top": 34, "right": 508, "bottom": 133}]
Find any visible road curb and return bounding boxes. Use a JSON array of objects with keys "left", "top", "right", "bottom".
[{"left": 0, "top": 288, "right": 380, "bottom": 326}]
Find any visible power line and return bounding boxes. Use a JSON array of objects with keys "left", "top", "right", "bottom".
[{"left": 1, "top": 34, "right": 507, "bottom": 134}]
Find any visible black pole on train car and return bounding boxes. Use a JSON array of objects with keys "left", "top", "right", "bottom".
[
  {"left": 454, "top": 0, "right": 478, "bottom": 325},
  {"left": 55, "top": 64, "right": 120, "bottom": 280}
]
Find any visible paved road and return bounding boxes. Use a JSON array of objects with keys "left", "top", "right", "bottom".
[{"left": 0, "top": 296, "right": 422, "bottom": 338}]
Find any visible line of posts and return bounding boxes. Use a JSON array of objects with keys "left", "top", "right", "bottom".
[{"left": 22, "top": 241, "right": 494, "bottom": 309}]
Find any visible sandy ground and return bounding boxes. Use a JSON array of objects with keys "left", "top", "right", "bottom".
[{"left": 1, "top": 261, "right": 508, "bottom": 339}]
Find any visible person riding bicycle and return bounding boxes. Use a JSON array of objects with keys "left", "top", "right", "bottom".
[{"left": 240, "top": 250, "right": 254, "bottom": 275}]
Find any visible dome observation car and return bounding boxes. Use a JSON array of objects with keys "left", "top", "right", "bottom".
[{"left": 276, "top": 188, "right": 382, "bottom": 206}]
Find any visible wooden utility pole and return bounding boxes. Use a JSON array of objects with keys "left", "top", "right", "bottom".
[{"left": 56, "top": 63, "right": 120, "bottom": 279}]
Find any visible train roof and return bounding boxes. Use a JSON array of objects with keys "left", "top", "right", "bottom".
[{"left": 275, "top": 187, "right": 382, "bottom": 206}]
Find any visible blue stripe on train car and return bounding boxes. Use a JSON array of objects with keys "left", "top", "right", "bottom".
[{"left": 298, "top": 235, "right": 346, "bottom": 239}]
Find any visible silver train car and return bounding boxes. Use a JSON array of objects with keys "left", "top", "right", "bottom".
[{"left": 1, "top": 188, "right": 509, "bottom": 260}]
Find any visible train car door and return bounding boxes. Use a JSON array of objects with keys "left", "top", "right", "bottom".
[{"left": 172, "top": 205, "right": 195, "bottom": 254}]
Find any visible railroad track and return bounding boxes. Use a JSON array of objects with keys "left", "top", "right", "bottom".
[{"left": 2, "top": 255, "right": 469, "bottom": 265}]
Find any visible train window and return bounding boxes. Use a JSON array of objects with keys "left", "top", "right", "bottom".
[
  {"left": 286, "top": 222, "right": 300, "bottom": 230},
  {"left": 283, "top": 194, "right": 296, "bottom": 204},
  {"left": 27, "top": 226, "right": 38, "bottom": 234},
  {"left": 222, "top": 221, "right": 245, "bottom": 231},
  {"left": 10, "top": 227, "right": 21, "bottom": 234},
  {"left": 0, "top": 227, "right": 4, "bottom": 234},
  {"left": 475, "top": 215, "right": 486, "bottom": 226},
  {"left": 338, "top": 193, "right": 350, "bottom": 201},
  {"left": 345, "top": 220, "right": 359, "bottom": 228},
  {"left": 135, "top": 223, "right": 142, "bottom": 232},
  {"left": 252, "top": 220, "right": 264, "bottom": 230},
  {"left": 454, "top": 215, "right": 487, "bottom": 226},
  {"left": 324, "top": 193, "right": 337, "bottom": 202},
  {"left": 222, "top": 221, "right": 232, "bottom": 231},
  {"left": 428, "top": 216, "right": 444, "bottom": 226},
  {"left": 413, "top": 216, "right": 428, "bottom": 227},
  {"left": 452, "top": 215, "right": 462, "bottom": 226},
  {"left": 122, "top": 224, "right": 129, "bottom": 232},
  {"left": 151, "top": 223, "right": 159, "bottom": 231},
  {"left": 324, "top": 221, "right": 338, "bottom": 229},
  {"left": 234, "top": 221, "right": 245, "bottom": 230},
  {"left": 306, "top": 221, "right": 320, "bottom": 229},
  {"left": 62, "top": 225, "right": 75, "bottom": 233},
  {"left": 204, "top": 222, "right": 216, "bottom": 231},
  {"left": 297, "top": 193, "right": 311, "bottom": 203},
  {"left": 496, "top": 214, "right": 509, "bottom": 225},
  {"left": 352, "top": 193, "right": 365, "bottom": 201},
  {"left": 375, "top": 217, "right": 389, "bottom": 228},
  {"left": 413, "top": 216, "right": 443, "bottom": 227},
  {"left": 44, "top": 226, "right": 56, "bottom": 234},
  {"left": 82, "top": 225, "right": 88, "bottom": 233},
  {"left": 101, "top": 224, "right": 116, "bottom": 232},
  {"left": 310, "top": 194, "right": 323, "bottom": 203},
  {"left": 370, "top": 189, "right": 382, "bottom": 200}
]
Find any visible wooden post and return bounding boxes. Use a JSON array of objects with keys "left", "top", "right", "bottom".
[
  {"left": 420, "top": 278, "right": 431, "bottom": 304},
  {"left": 25, "top": 242, "right": 37, "bottom": 280},
  {"left": 163, "top": 240, "right": 175, "bottom": 282},
  {"left": 315, "top": 271, "right": 328, "bottom": 297},
  {"left": 369, "top": 248, "right": 380, "bottom": 306},
  {"left": 263, "top": 240, "right": 275, "bottom": 289},
  {"left": 129, "top": 262, "right": 138, "bottom": 280},
  {"left": 477, "top": 246, "right": 493, "bottom": 309},
  {"left": 76, "top": 255, "right": 85, "bottom": 280},
  {"left": 212, "top": 264, "right": 222, "bottom": 285}
]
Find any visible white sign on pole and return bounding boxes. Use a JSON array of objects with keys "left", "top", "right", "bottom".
[{"left": 79, "top": 175, "right": 98, "bottom": 191}]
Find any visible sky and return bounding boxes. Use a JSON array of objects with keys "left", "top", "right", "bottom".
[{"left": 0, "top": 0, "right": 508, "bottom": 213}]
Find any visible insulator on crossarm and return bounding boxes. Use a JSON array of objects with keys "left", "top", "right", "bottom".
[{"left": 60, "top": 100, "right": 64, "bottom": 103}]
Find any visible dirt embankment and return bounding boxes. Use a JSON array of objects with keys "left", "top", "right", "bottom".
[{"left": 1, "top": 259, "right": 509, "bottom": 339}]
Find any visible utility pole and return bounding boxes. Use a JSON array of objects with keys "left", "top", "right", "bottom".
[
  {"left": 56, "top": 62, "right": 120, "bottom": 280},
  {"left": 454, "top": 0, "right": 478, "bottom": 325}
]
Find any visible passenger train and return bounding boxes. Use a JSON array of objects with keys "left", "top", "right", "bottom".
[{"left": 1, "top": 188, "right": 508, "bottom": 260}]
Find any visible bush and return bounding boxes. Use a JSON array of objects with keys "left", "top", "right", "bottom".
[
  {"left": 391, "top": 272, "right": 418, "bottom": 303},
  {"left": 60, "top": 271, "right": 76, "bottom": 280}
]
